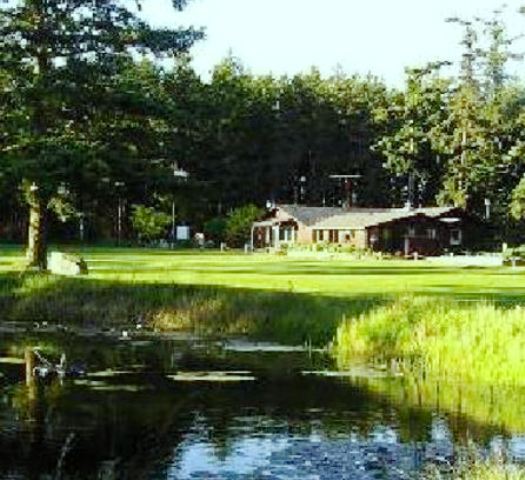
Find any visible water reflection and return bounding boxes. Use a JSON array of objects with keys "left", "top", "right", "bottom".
[{"left": 0, "top": 332, "right": 523, "bottom": 479}]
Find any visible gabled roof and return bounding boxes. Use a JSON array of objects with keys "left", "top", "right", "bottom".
[{"left": 275, "top": 204, "right": 460, "bottom": 230}]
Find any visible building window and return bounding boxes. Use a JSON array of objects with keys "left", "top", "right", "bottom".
[
  {"left": 341, "top": 230, "right": 353, "bottom": 243},
  {"left": 450, "top": 229, "right": 462, "bottom": 246},
  {"left": 427, "top": 228, "right": 437, "bottom": 240},
  {"left": 279, "top": 228, "right": 294, "bottom": 242}
]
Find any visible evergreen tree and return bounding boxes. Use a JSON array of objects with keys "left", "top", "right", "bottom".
[{"left": 0, "top": 0, "right": 202, "bottom": 269}]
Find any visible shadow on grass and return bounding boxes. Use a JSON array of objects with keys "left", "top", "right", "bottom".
[
  {"left": 1, "top": 266, "right": 525, "bottom": 345},
  {"left": 0, "top": 272, "right": 383, "bottom": 346}
]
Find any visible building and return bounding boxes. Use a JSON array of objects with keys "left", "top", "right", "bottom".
[{"left": 252, "top": 204, "right": 467, "bottom": 256}]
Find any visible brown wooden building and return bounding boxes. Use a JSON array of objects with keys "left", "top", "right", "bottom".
[{"left": 252, "top": 204, "right": 467, "bottom": 256}]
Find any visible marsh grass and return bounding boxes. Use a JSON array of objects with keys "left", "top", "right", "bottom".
[
  {"left": 334, "top": 296, "right": 525, "bottom": 385},
  {"left": 0, "top": 271, "right": 379, "bottom": 345}
]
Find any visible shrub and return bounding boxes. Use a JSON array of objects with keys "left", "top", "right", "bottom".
[
  {"left": 204, "top": 217, "right": 227, "bottom": 244},
  {"left": 131, "top": 205, "right": 171, "bottom": 243},
  {"left": 225, "top": 204, "right": 263, "bottom": 247}
]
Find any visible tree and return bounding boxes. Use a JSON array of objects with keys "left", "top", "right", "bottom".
[
  {"left": 0, "top": 0, "right": 203, "bottom": 269},
  {"left": 225, "top": 204, "right": 263, "bottom": 247},
  {"left": 430, "top": 11, "right": 523, "bottom": 219},
  {"left": 131, "top": 205, "right": 171, "bottom": 243},
  {"left": 373, "top": 63, "right": 451, "bottom": 206},
  {"left": 479, "top": 7, "right": 523, "bottom": 98},
  {"left": 510, "top": 175, "right": 525, "bottom": 221}
]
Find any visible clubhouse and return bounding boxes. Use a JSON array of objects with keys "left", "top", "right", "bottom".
[{"left": 252, "top": 204, "right": 467, "bottom": 256}]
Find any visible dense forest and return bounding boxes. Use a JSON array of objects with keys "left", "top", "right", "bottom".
[{"left": 2, "top": 1, "right": 525, "bottom": 264}]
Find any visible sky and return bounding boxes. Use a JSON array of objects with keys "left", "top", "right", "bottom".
[{"left": 141, "top": 0, "right": 525, "bottom": 87}]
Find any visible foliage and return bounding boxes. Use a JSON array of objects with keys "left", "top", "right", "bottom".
[
  {"left": 0, "top": 0, "right": 203, "bottom": 266},
  {"left": 225, "top": 204, "right": 263, "bottom": 247},
  {"left": 131, "top": 205, "right": 171, "bottom": 242},
  {"left": 334, "top": 296, "right": 525, "bottom": 386},
  {"left": 2, "top": 3, "right": 525, "bottom": 250},
  {"left": 373, "top": 63, "right": 451, "bottom": 205},
  {"left": 203, "top": 217, "right": 227, "bottom": 243},
  {"left": 510, "top": 175, "right": 525, "bottom": 220}
]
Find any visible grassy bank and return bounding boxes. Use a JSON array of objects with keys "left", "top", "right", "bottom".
[
  {"left": 1, "top": 247, "right": 525, "bottom": 347},
  {"left": 335, "top": 296, "right": 525, "bottom": 385},
  {"left": 0, "top": 271, "right": 379, "bottom": 345}
]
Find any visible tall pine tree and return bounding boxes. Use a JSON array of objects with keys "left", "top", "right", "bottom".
[{"left": 0, "top": 0, "right": 202, "bottom": 269}]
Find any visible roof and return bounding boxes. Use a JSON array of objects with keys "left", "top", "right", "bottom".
[
  {"left": 314, "top": 211, "right": 430, "bottom": 230},
  {"left": 277, "top": 205, "right": 346, "bottom": 226},
  {"left": 414, "top": 207, "right": 460, "bottom": 218},
  {"left": 275, "top": 204, "right": 460, "bottom": 230}
]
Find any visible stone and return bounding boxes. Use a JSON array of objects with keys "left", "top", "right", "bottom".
[{"left": 48, "top": 251, "right": 88, "bottom": 276}]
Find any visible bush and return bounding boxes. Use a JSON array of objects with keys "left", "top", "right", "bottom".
[
  {"left": 131, "top": 205, "right": 171, "bottom": 243},
  {"left": 204, "top": 217, "right": 227, "bottom": 243},
  {"left": 225, "top": 204, "right": 263, "bottom": 247},
  {"left": 504, "top": 245, "right": 525, "bottom": 261}
]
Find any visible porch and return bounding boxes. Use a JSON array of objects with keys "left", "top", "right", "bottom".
[{"left": 251, "top": 219, "right": 298, "bottom": 249}]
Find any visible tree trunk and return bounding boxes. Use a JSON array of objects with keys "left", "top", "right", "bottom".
[{"left": 26, "top": 187, "right": 48, "bottom": 271}]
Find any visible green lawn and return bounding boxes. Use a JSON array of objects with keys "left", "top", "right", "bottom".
[{"left": 2, "top": 245, "right": 523, "bottom": 300}]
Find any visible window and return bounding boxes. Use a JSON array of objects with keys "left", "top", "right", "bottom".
[
  {"left": 427, "top": 228, "right": 437, "bottom": 240},
  {"left": 341, "top": 230, "right": 353, "bottom": 243},
  {"left": 278, "top": 228, "right": 295, "bottom": 242},
  {"left": 450, "top": 229, "right": 462, "bottom": 246}
]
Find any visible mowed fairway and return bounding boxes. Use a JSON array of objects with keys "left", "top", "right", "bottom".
[{"left": 1, "top": 246, "right": 524, "bottom": 301}]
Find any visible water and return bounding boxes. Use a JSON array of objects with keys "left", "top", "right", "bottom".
[{"left": 0, "top": 331, "right": 523, "bottom": 479}]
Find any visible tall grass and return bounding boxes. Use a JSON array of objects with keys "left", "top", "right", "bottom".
[
  {"left": 0, "top": 272, "right": 378, "bottom": 345},
  {"left": 334, "top": 296, "right": 525, "bottom": 386}
]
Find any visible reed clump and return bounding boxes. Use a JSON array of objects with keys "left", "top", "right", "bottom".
[{"left": 334, "top": 296, "right": 525, "bottom": 386}]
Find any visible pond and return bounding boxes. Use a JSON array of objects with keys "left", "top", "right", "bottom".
[{"left": 0, "top": 329, "right": 524, "bottom": 479}]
